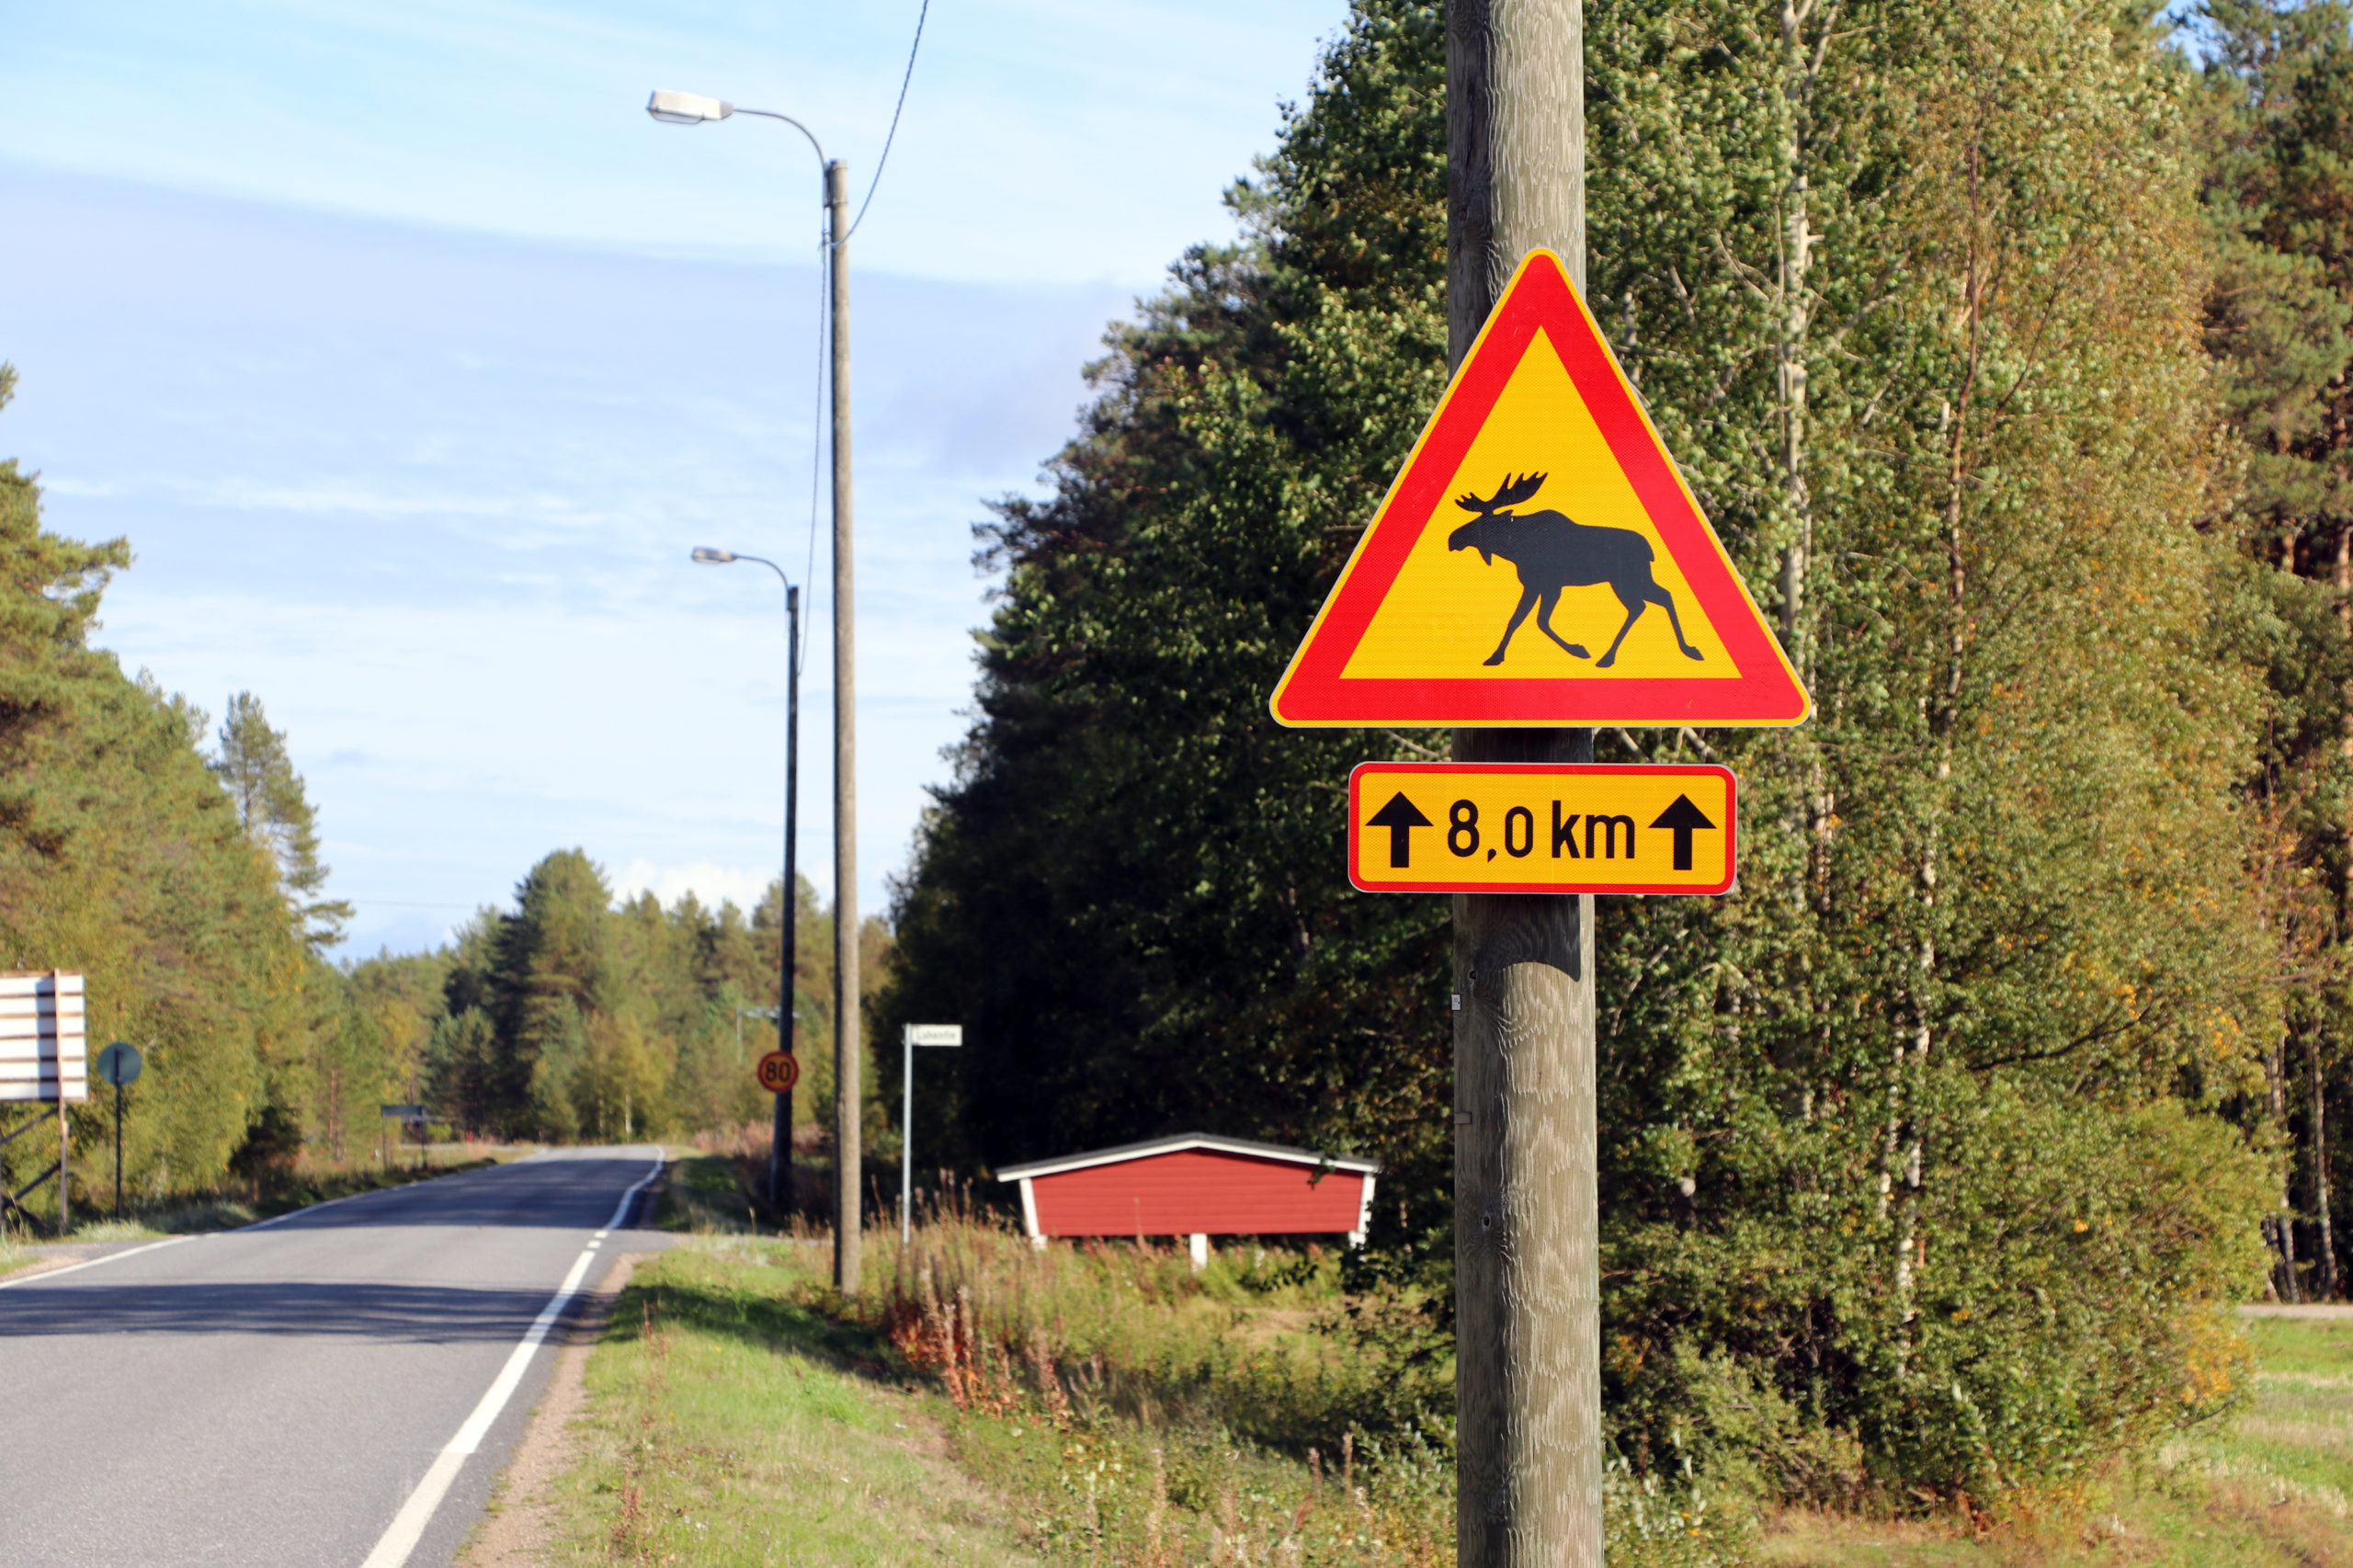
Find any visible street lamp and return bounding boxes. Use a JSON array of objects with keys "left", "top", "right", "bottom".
[
  {"left": 655, "top": 89, "right": 865, "bottom": 1293},
  {"left": 693, "top": 549, "right": 801, "bottom": 1217},
  {"left": 646, "top": 90, "right": 732, "bottom": 125}
]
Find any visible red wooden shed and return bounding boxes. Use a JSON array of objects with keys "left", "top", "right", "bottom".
[{"left": 996, "top": 1134, "right": 1381, "bottom": 1268}]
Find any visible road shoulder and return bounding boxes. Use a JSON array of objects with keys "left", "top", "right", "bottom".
[
  {"left": 462, "top": 1252, "right": 641, "bottom": 1567},
  {"left": 508, "top": 1235, "right": 1040, "bottom": 1566}
]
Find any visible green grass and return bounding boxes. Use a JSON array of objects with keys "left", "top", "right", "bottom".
[
  {"left": 544, "top": 1228, "right": 1461, "bottom": 1567},
  {"left": 552, "top": 1161, "right": 1704, "bottom": 1566},
  {"left": 547, "top": 1237, "right": 1039, "bottom": 1566},
  {"left": 555, "top": 1163, "right": 2353, "bottom": 1568},
  {"left": 1756, "top": 1316, "right": 2353, "bottom": 1567},
  {"left": 85, "top": 1153, "right": 511, "bottom": 1238},
  {"left": 657, "top": 1144, "right": 782, "bottom": 1236}
]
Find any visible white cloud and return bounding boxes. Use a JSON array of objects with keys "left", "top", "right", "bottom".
[
  {"left": 4, "top": 169, "right": 1078, "bottom": 954},
  {"left": 610, "top": 858, "right": 776, "bottom": 915},
  {"left": 1, "top": 0, "right": 1350, "bottom": 287}
]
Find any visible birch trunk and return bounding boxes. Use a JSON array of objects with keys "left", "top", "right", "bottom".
[
  {"left": 2313, "top": 1031, "right": 2337, "bottom": 1299},
  {"left": 1773, "top": 0, "right": 1825, "bottom": 665},
  {"left": 1768, "top": 1, "right": 1842, "bottom": 905}
]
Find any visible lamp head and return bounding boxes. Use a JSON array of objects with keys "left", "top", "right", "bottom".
[
  {"left": 647, "top": 89, "right": 733, "bottom": 125},
  {"left": 691, "top": 547, "right": 736, "bottom": 563}
]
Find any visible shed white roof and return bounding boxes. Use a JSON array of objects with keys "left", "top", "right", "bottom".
[{"left": 995, "top": 1133, "right": 1381, "bottom": 1184}]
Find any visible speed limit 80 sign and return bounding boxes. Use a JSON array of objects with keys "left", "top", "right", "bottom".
[{"left": 755, "top": 1051, "right": 801, "bottom": 1095}]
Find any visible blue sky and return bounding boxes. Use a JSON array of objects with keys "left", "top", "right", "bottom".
[{"left": 0, "top": 0, "right": 1351, "bottom": 954}]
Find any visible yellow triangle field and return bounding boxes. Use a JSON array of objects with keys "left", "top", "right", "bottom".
[
  {"left": 1269, "top": 248, "right": 1808, "bottom": 729},
  {"left": 1339, "top": 329, "right": 1740, "bottom": 682}
]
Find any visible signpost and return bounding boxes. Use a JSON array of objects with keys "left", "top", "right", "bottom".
[
  {"left": 0, "top": 971, "right": 85, "bottom": 1233},
  {"left": 1348, "top": 763, "right": 1735, "bottom": 894},
  {"left": 900, "top": 1023, "right": 961, "bottom": 1244},
  {"left": 1267, "top": 33, "right": 1808, "bottom": 1554},
  {"left": 95, "top": 1042, "right": 141, "bottom": 1221},
  {"left": 752, "top": 1050, "right": 801, "bottom": 1218}
]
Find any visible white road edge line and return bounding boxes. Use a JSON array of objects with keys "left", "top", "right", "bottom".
[
  {"left": 357, "top": 1150, "right": 665, "bottom": 1568},
  {"left": 0, "top": 1233, "right": 193, "bottom": 1290}
]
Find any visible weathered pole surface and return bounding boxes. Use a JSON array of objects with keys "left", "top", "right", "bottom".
[
  {"left": 827, "top": 157, "right": 863, "bottom": 1293},
  {"left": 1448, "top": 1, "right": 1600, "bottom": 1564}
]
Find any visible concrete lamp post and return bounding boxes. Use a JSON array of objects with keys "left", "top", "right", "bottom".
[{"left": 656, "top": 86, "right": 863, "bottom": 1291}]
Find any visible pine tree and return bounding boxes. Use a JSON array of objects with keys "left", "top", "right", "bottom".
[
  {"left": 2199, "top": 0, "right": 2353, "bottom": 1302},
  {"left": 0, "top": 368, "right": 320, "bottom": 1197},
  {"left": 878, "top": 1, "right": 1454, "bottom": 1262},
  {"left": 210, "top": 691, "right": 352, "bottom": 952}
]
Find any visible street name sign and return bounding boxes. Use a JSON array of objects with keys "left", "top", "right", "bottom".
[
  {"left": 756, "top": 1051, "right": 801, "bottom": 1095},
  {"left": 1347, "top": 762, "right": 1736, "bottom": 895},
  {"left": 903, "top": 1024, "right": 962, "bottom": 1047},
  {"left": 1271, "top": 249, "right": 1807, "bottom": 729},
  {"left": 380, "top": 1103, "right": 426, "bottom": 1123}
]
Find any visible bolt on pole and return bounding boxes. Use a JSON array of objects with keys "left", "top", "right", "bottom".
[
  {"left": 827, "top": 156, "right": 863, "bottom": 1295},
  {"left": 1447, "top": 1, "right": 1602, "bottom": 1564}
]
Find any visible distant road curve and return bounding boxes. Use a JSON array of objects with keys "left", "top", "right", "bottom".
[{"left": 0, "top": 1146, "right": 665, "bottom": 1568}]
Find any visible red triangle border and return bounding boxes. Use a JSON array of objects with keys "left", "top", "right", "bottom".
[{"left": 1269, "top": 251, "right": 1809, "bottom": 728}]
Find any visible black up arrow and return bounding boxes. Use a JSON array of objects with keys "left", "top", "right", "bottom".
[
  {"left": 1366, "top": 791, "right": 1434, "bottom": 868},
  {"left": 1648, "top": 794, "right": 1717, "bottom": 871}
]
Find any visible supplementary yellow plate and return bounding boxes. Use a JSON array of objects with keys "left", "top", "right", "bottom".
[{"left": 1347, "top": 763, "right": 1736, "bottom": 895}]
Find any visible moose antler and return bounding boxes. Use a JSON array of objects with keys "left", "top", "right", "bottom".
[{"left": 1453, "top": 472, "right": 1548, "bottom": 515}]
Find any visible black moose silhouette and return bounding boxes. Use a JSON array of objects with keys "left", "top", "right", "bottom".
[{"left": 1446, "top": 472, "right": 1706, "bottom": 668}]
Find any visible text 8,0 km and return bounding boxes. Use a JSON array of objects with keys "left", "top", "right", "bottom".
[{"left": 1347, "top": 762, "right": 1736, "bottom": 896}]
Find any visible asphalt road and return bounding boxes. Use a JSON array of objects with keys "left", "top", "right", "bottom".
[{"left": 0, "top": 1145, "right": 665, "bottom": 1568}]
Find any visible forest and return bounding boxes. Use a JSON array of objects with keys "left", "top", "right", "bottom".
[
  {"left": 12, "top": 0, "right": 2353, "bottom": 1511},
  {"left": 871, "top": 0, "right": 2353, "bottom": 1503}
]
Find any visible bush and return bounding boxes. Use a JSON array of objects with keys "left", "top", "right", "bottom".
[
  {"left": 1605, "top": 1085, "right": 2270, "bottom": 1505},
  {"left": 227, "top": 1105, "right": 304, "bottom": 1183}
]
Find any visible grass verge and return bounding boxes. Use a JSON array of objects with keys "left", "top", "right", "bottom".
[
  {"left": 548, "top": 1156, "right": 1740, "bottom": 1566},
  {"left": 546, "top": 1230, "right": 1461, "bottom": 1566},
  {"left": 547, "top": 1157, "right": 2353, "bottom": 1567},
  {"left": 1756, "top": 1315, "right": 2353, "bottom": 1566},
  {"left": 546, "top": 1235, "right": 1038, "bottom": 1566}
]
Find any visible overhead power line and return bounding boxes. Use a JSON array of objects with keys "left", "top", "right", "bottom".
[
  {"left": 840, "top": 0, "right": 932, "bottom": 245},
  {"left": 803, "top": 0, "right": 932, "bottom": 644}
]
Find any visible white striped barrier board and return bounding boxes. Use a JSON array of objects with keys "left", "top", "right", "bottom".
[{"left": 0, "top": 971, "right": 86, "bottom": 1104}]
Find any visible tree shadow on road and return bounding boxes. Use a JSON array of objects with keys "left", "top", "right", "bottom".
[{"left": 0, "top": 1278, "right": 590, "bottom": 1341}]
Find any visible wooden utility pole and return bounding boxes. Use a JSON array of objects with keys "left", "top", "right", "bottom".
[
  {"left": 827, "top": 157, "right": 863, "bottom": 1294},
  {"left": 1448, "top": 2, "right": 1599, "bottom": 1564}
]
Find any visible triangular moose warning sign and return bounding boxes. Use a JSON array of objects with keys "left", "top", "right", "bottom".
[{"left": 1269, "top": 249, "right": 1809, "bottom": 729}]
